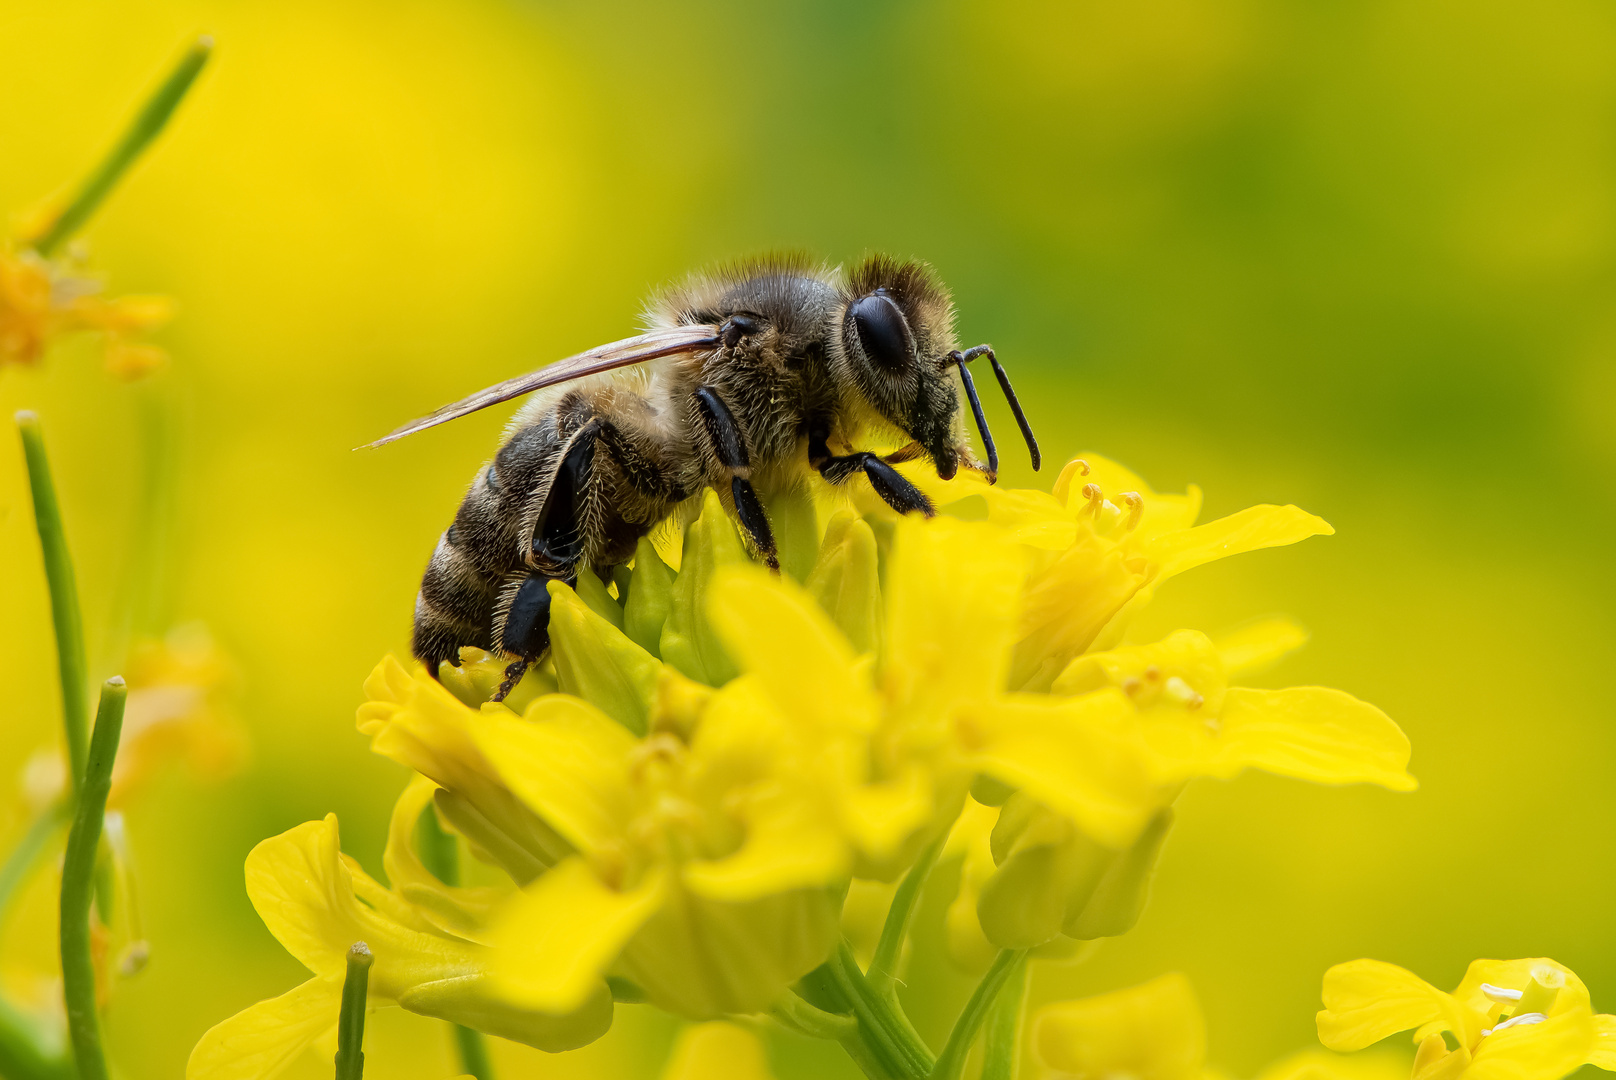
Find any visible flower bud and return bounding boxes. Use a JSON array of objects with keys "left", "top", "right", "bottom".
[
  {"left": 547, "top": 581, "right": 661, "bottom": 736},
  {"left": 805, "top": 512, "right": 882, "bottom": 655},
  {"left": 661, "top": 490, "right": 746, "bottom": 685},
  {"left": 624, "top": 536, "right": 674, "bottom": 656}
]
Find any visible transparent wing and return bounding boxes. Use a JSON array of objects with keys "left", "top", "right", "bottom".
[{"left": 358, "top": 324, "right": 721, "bottom": 449}]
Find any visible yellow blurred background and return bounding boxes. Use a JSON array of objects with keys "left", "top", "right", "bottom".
[{"left": 2, "top": 0, "right": 1614, "bottom": 1077}]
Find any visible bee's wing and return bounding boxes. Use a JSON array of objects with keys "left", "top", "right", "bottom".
[{"left": 358, "top": 324, "right": 721, "bottom": 449}]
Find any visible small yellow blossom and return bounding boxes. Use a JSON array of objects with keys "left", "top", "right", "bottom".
[
  {"left": 0, "top": 243, "right": 172, "bottom": 378},
  {"left": 1317, "top": 957, "right": 1616, "bottom": 1080},
  {"left": 1035, "top": 974, "right": 1410, "bottom": 1080},
  {"left": 474, "top": 683, "right": 844, "bottom": 1020},
  {"left": 1033, "top": 973, "right": 1207, "bottom": 1080},
  {"left": 660, "top": 1022, "right": 777, "bottom": 1080},
  {"left": 186, "top": 813, "right": 611, "bottom": 1080}
]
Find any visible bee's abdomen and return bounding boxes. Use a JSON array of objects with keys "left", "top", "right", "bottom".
[
  {"left": 411, "top": 452, "right": 531, "bottom": 672},
  {"left": 412, "top": 530, "right": 498, "bottom": 671}
]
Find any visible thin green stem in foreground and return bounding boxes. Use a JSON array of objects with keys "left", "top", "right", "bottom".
[
  {"left": 334, "top": 943, "right": 373, "bottom": 1080},
  {"left": 59, "top": 678, "right": 126, "bottom": 1080},
  {"left": 17, "top": 413, "right": 90, "bottom": 796},
  {"left": 981, "top": 954, "right": 1030, "bottom": 1080},
  {"left": 827, "top": 941, "right": 934, "bottom": 1079},
  {"left": 868, "top": 833, "right": 945, "bottom": 1000},
  {"left": 929, "top": 949, "right": 1028, "bottom": 1080},
  {"left": 415, "top": 806, "right": 496, "bottom": 1080},
  {"left": 0, "top": 800, "right": 68, "bottom": 921},
  {"left": 34, "top": 36, "right": 212, "bottom": 257}
]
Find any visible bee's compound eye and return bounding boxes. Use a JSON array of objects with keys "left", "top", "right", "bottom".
[{"left": 849, "top": 293, "right": 914, "bottom": 371}]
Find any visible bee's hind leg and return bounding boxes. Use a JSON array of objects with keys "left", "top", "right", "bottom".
[
  {"left": 492, "top": 570, "right": 573, "bottom": 701},
  {"left": 492, "top": 420, "right": 602, "bottom": 701}
]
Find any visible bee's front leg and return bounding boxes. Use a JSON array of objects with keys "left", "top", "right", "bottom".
[{"left": 808, "top": 419, "right": 934, "bottom": 518}]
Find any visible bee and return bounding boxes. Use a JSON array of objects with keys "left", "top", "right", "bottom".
[{"left": 364, "top": 253, "right": 1040, "bottom": 697}]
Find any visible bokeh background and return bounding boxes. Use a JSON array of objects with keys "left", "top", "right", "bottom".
[{"left": 3, "top": 0, "right": 1615, "bottom": 1076}]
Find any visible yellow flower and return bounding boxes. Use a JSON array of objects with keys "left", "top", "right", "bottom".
[
  {"left": 320, "top": 453, "right": 1412, "bottom": 1056},
  {"left": 1035, "top": 974, "right": 1409, "bottom": 1080},
  {"left": 1033, "top": 973, "right": 1207, "bottom": 1080},
  {"left": 474, "top": 683, "right": 844, "bottom": 1020},
  {"left": 959, "top": 619, "right": 1412, "bottom": 950},
  {"left": 187, "top": 811, "right": 611, "bottom": 1080},
  {"left": 0, "top": 243, "right": 172, "bottom": 377},
  {"left": 660, "top": 1022, "right": 777, "bottom": 1080},
  {"left": 1317, "top": 957, "right": 1616, "bottom": 1080}
]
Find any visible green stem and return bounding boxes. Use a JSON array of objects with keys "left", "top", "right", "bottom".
[
  {"left": 59, "top": 678, "right": 126, "bottom": 1080},
  {"left": 981, "top": 955, "right": 1030, "bottom": 1080},
  {"left": 773, "top": 991, "right": 894, "bottom": 1080},
  {"left": 415, "top": 806, "right": 495, "bottom": 1080},
  {"left": 868, "top": 834, "right": 945, "bottom": 1000},
  {"left": 0, "top": 801, "right": 68, "bottom": 922},
  {"left": 929, "top": 949, "right": 1028, "bottom": 1080},
  {"left": 17, "top": 413, "right": 89, "bottom": 798},
  {"left": 827, "top": 942, "right": 935, "bottom": 1079},
  {"left": 334, "top": 943, "right": 373, "bottom": 1080},
  {"left": 34, "top": 37, "right": 213, "bottom": 257}
]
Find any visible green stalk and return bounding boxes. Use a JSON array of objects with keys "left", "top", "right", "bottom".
[
  {"left": 929, "top": 949, "right": 1028, "bottom": 1080},
  {"left": 0, "top": 800, "right": 68, "bottom": 921},
  {"left": 59, "top": 678, "right": 126, "bottom": 1080},
  {"left": 772, "top": 991, "right": 896, "bottom": 1080},
  {"left": 867, "top": 834, "right": 945, "bottom": 1000},
  {"left": 334, "top": 943, "right": 373, "bottom": 1080},
  {"left": 415, "top": 807, "right": 495, "bottom": 1080},
  {"left": 17, "top": 413, "right": 89, "bottom": 797},
  {"left": 34, "top": 37, "right": 212, "bottom": 257},
  {"left": 980, "top": 956, "right": 1030, "bottom": 1080},
  {"left": 827, "top": 942, "right": 935, "bottom": 1079}
]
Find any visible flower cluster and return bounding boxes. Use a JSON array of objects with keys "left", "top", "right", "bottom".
[
  {"left": 194, "top": 454, "right": 1423, "bottom": 1079},
  {"left": 0, "top": 242, "right": 173, "bottom": 378}
]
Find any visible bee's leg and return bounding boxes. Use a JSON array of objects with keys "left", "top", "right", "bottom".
[
  {"left": 691, "top": 386, "right": 779, "bottom": 571},
  {"left": 808, "top": 419, "right": 935, "bottom": 518},
  {"left": 493, "top": 570, "right": 574, "bottom": 701},
  {"left": 595, "top": 418, "right": 686, "bottom": 501},
  {"left": 492, "top": 422, "right": 600, "bottom": 700}
]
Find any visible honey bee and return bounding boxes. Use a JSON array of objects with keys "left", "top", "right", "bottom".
[{"left": 364, "top": 253, "right": 1040, "bottom": 696}]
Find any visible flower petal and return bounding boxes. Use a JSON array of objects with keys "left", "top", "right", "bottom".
[
  {"left": 1587, "top": 1014, "right": 1616, "bottom": 1071},
  {"left": 965, "top": 691, "right": 1156, "bottom": 849},
  {"left": 548, "top": 580, "right": 661, "bottom": 736},
  {"left": 660, "top": 490, "right": 747, "bottom": 685},
  {"left": 185, "top": 975, "right": 341, "bottom": 1080},
  {"left": 682, "top": 801, "right": 848, "bottom": 902},
  {"left": 886, "top": 515, "right": 1027, "bottom": 714},
  {"left": 1148, "top": 504, "right": 1333, "bottom": 582},
  {"left": 1318, "top": 960, "right": 1467, "bottom": 1051},
  {"left": 471, "top": 698, "right": 635, "bottom": 856},
  {"left": 1215, "top": 687, "right": 1416, "bottom": 791},
  {"left": 489, "top": 857, "right": 664, "bottom": 1012},
  {"left": 1214, "top": 617, "right": 1310, "bottom": 677},
  {"left": 708, "top": 566, "right": 879, "bottom": 738},
  {"left": 1034, "top": 972, "right": 1206, "bottom": 1080},
  {"left": 1468, "top": 1008, "right": 1594, "bottom": 1080},
  {"left": 661, "top": 1022, "right": 777, "bottom": 1080},
  {"left": 383, "top": 776, "right": 511, "bottom": 943}
]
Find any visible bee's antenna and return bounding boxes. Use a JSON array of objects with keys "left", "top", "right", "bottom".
[
  {"left": 954, "top": 346, "right": 1041, "bottom": 471},
  {"left": 950, "top": 351, "right": 999, "bottom": 478}
]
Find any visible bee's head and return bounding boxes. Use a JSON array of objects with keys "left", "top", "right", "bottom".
[{"left": 835, "top": 255, "right": 967, "bottom": 479}]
